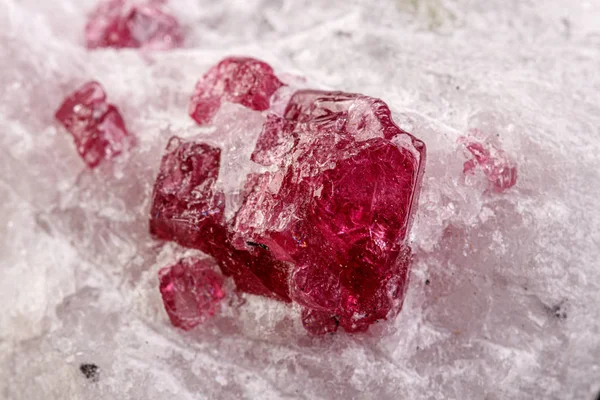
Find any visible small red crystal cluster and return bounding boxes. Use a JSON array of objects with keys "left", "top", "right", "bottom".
[
  {"left": 53, "top": 2, "right": 427, "bottom": 333},
  {"left": 85, "top": 0, "right": 183, "bottom": 50},
  {"left": 55, "top": 81, "right": 131, "bottom": 168},
  {"left": 149, "top": 57, "right": 426, "bottom": 334}
]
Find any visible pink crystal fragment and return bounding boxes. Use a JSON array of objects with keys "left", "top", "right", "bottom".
[
  {"left": 85, "top": 0, "right": 183, "bottom": 50},
  {"left": 151, "top": 57, "right": 426, "bottom": 334},
  {"left": 159, "top": 257, "right": 225, "bottom": 330},
  {"left": 189, "top": 57, "right": 284, "bottom": 125},
  {"left": 459, "top": 134, "right": 517, "bottom": 192},
  {"left": 55, "top": 81, "right": 130, "bottom": 168}
]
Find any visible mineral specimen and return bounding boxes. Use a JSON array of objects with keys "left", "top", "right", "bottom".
[
  {"left": 149, "top": 137, "right": 292, "bottom": 302},
  {"left": 6, "top": 1, "right": 600, "bottom": 397},
  {"left": 189, "top": 57, "right": 284, "bottom": 125},
  {"left": 459, "top": 133, "right": 517, "bottom": 192},
  {"left": 158, "top": 257, "right": 225, "bottom": 330},
  {"left": 55, "top": 81, "right": 130, "bottom": 168},
  {"left": 85, "top": 0, "right": 183, "bottom": 50},
  {"left": 150, "top": 57, "right": 426, "bottom": 334}
]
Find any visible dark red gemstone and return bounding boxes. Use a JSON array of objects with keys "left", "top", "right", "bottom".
[
  {"left": 301, "top": 309, "right": 339, "bottom": 335},
  {"left": 149, "top": 137, "right": 225, "bottom": 254},
  {"left": 149, "top": 137, "right": 291, "bottom": 302}
]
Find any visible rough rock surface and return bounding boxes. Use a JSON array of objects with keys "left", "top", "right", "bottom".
[{"left": 1, "top": 0, "right": 600, "bottom": 399}]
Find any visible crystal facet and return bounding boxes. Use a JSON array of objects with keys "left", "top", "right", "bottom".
[
  {"left": 85, "top": 0, "right": 183, "bottom": 50},
  {"left": 55, "top": 81, "right": 130, "bottom": 168},
  {"left": 151, "top": 58, "right": 426, "bottom": 334},
  {"left": 158, "top": 257, "right": 225, "bottom": 330},
  {"left": 189, "top": 57, "right": 284, "bottom": 125}
]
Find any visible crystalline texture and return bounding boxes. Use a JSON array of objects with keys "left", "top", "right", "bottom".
[
  {"left": 158, "top": 257, "right": 225, "bottom": 330},
  {"left": 5, "top": 1, "right": 600, "bottom": 398},
  {"left": 459, "top": 134, "right": 517, "bottom": 192},
  {"left": 85, "top": 0, "right": 183, "bottom": 50},
  {"left": 189, "top": 57, "right": 284, "bottom": 125},
  {"left": 151, "top": 58, "right": 425, "bottom": 334},
  {"left": 149, "top": 137, "right": 292, "bottom": 302},
  {"left": 55, "top": 81, "right": 130, "bottom": 168}
]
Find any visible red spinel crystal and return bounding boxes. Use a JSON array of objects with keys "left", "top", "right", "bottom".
[
  {"left": 151, "top": 57, "right": 426, "bottom": 334},
  {"left": 459, "top": 134, "right": 517, "bottom": 192},
  {"left": 55, "top": 81, "right": 130, "bottom": 168},
  {"left": 189, "top": 57, "right": 284, "bottom": 125},
  {"left": 85, "top": 0, "right": 183, "bottom": 50},
  {"left": 301, "top": 309, "right": 340, "bottom": 335},
  {"left": 158, "top": 257, "right": 225, "bottom": 330},
  {"left": 149, "top": 137, "right": 291, "bottom": 302}
]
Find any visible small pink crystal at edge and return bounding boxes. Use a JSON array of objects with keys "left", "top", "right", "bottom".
[{"left": 55, "top": 81, "right": 131, "bottom": 168}]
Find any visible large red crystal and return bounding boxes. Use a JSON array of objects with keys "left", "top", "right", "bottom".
[
  {"left": 158, "top": 257, "right": 225, "bottom": 330},
  {"left": 55, "top": 81, "right": 130, "bottom": 168},
  {"left": 151, "top": 58, "right": 426, "bottom": 334},
  {"left": 189, "top": 57, "right": 284, "bottom": 125},
  {"left": 85, "top": 0, "right": 183, "bottom": 50}
]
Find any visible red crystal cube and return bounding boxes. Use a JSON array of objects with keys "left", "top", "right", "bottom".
[
  {"left": 55, "top": 81, "right": 130, "bottom": 168},
  {"left": 189, "top": 57, "right": 284, "bottom": 125},
  {"left": 85, "top": 0, "right": 183, "bottom": 50},
  {"left": 159, "top": 257, "right": 225, "bottom": 330},
  {"left": 151, "top": 58, "right": 426, "bottom": 334},
  {"left": 149, "top": 137, "right": 225, "bottom": 254}
]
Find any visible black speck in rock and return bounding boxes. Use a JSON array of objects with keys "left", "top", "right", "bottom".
[
  {"left": 425, "top": 279, "right": 430, "bottom": 285},
  {"left": 551, "top": 304, "right": 567, "bottom": 320},
  {"left": 79, "top": 363, "right": 99, "bottom": 382},
  {"left": 455, "top": 86, "right": 460, "bottom": 90},
  {"left": 246, "top": 241, "right": 268, "bottom": 250}
]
